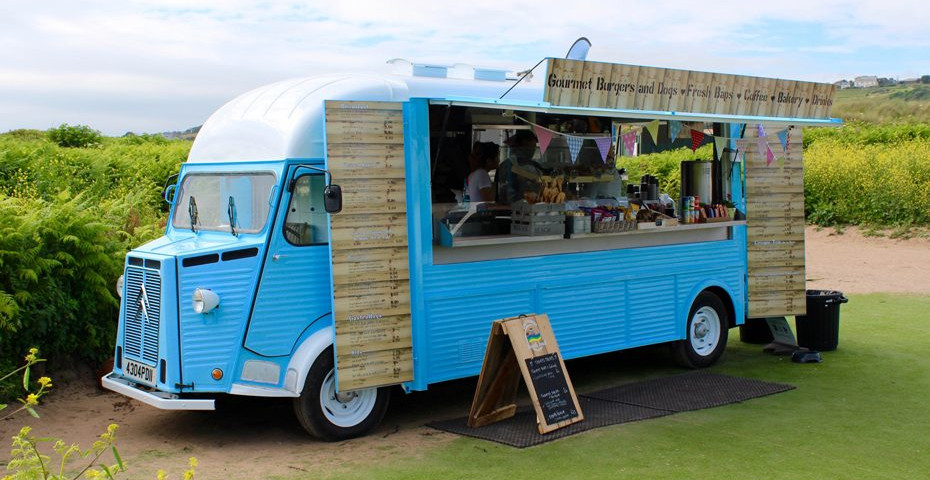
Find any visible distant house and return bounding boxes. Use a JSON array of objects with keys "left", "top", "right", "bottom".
[
  {"left": 854, "top": 76, "right": 879, "bottom": 88},
  {"left": 900, "top": 78, "right": 920, "bottom": 85},
  {"left": 833, "top": 80, "right": 852, "bottom": 89}
]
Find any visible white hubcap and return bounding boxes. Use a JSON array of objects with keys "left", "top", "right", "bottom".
[
  {"left": 319, "top": 369, "right": 378, "bottom": 428},
  {"left": 690, "top": 306, "right": 721, "bottom": 356}
]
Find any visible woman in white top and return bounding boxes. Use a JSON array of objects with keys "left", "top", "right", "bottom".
[{"left": 465, "top": 142, "right": 500, "bottom": 203}]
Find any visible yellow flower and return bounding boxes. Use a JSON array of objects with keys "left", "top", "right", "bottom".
[
  {"left": 188, "top": 457, "right": 198, "bottom": 468},
  {"left": 157, "top": 470, "right": 168, "bottom": 480},
  {"left": 25, "top": 393, "right": 39, "bottom": 406},
  {"left": 87, "top": 470, "right": 101, "bottom": 479},
  {"left": 183, "top": 471, "right": 194, "bottom": 480},
  {"left": 38, "top": 376, "right": 52, "bottom": 388}
]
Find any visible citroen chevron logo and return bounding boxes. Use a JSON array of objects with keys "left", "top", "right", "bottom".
[{"left": 137, "top": 283, "right": 151, "bottom": 325}]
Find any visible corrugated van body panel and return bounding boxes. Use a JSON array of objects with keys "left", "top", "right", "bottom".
[
  {"left": 178, "top": 257, "right": 260, "bottom": 390},
  {"left": 420, "top": 237, "right": 744, "bottom": 385},
  {"left": 246, "top": 247, "right": 333, "bottom": 356}
]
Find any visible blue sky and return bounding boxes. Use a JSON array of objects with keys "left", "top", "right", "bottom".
[{"left": 2, "top": 0, "right": 928, "bottom": 135}]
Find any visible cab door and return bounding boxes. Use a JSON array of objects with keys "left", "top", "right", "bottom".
[{"left": 245, "top": 171, "right": 333, "bottom": 357}]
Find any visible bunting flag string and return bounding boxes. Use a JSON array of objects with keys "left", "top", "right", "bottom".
[
  {"left": 668, "top": 121, "right": 683, "bottom": 142},
  {"left": 621, "top": 130, "right": 637, "bottom": 156},
  {"left": 645, "top": 120, "right": 660, "bottom": 145},
  {"left": 534, "top": 125, "right": 554, "bottom": 156},
  {"left": 566, "top": 135, "right": 584, "bottom": 163},
  {"left": 690, "top": 130, "right": 705, "bottom": 152},
  {"left": 777, "top": 129, "right": 789, "bottom": 152},
  {"left": 513, "top": 115, "right": 791, "bottom": 166},
  {"left": 714, "top": 138, "right": 726, "bottom": 160},
  {"left": 594, "top": 137, "right": 612, "bottom": 164}
]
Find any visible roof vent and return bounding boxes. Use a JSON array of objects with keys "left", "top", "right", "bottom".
[{"left": 387, "top": 58, "right": 509, "bottom": 82}]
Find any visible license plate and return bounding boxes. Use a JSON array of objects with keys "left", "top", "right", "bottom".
[{"left": 124, "top": 359, "right": 156, "bottom": 387}]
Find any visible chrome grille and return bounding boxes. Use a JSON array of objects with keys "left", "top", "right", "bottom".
[{"left": 123, "top": 264, "right": 161, "bottom": 365}]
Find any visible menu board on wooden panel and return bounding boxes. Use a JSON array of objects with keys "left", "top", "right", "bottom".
[
  {"left": 745, "top": 125, "right": 807, "bottom": 318},
  {"left": 468, "top": 314, "right": 583, "bottom": 434},
  {"left": 325, "top": 100, "right": 413, "bottom": 391},
  {"left": 544, "top": 58, "right": 836, "bottom": 120}
]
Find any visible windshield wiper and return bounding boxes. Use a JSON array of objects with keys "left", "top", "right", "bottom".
[
  {"left": 188, "top": 196, "right": 199, "bottom": 233},
  {"left": 227, "top": 196, "right": 238, "bottom": 237}
]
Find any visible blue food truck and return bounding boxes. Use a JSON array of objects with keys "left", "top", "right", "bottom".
[{"left": 103, "top": 52, "right": 839, "bottom": 440}]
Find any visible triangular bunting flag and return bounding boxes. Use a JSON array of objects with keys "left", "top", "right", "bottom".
[
  {"left": 714, "top": 138, "right": 726, "bottom": 160},
  {"left": 735, "top": 139, "right": 751, "bottom": 162},
  {"left": 594, "top": 137, "right": 612, "bottom": 163},
  {"left": 566, "top": 135, "right": 584, "bottom": 164},
  {"left": 756, "top": 138, "right": 769, "bottom": 165},
  {"left": 668, "top": 121, "right": 682, "bottom": 142},
  {"left": 765, "top": 143, "right": 776, "bottom": 166},
  {"left": 622, "top": 131, "right": 637, "bottom": 156},
  {"left": 646, "top": 120, "right": 660, "bottom": 145},
  {"left": 690, "top": 130, "right": 705, "bottom": 152},
  {"left": 757, "top": 123, "right": 767, "bottom": 138},
  {"left": 534, "top": 126, "right": 554, "bottom": 156},
  {"left": 777, "top": 129, "right": 789, "bottom": 152}
]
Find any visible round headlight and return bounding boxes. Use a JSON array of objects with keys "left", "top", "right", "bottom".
[
  {"left": 192, "top": 288, "right": 220, "bottom": 314},
  {"left": 116, "top": 275, "right": 124, "bottom": 298}
]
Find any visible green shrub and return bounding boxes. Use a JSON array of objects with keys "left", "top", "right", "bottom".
[
  {"left": 804, "top": 136, "right": 930, "bottom": 226},
  {"left": 0, "top": 132, "right": 188, "bottom": 367},
  {"left": 619, "top": 144, "right": 712, "bottom": 202},
  {"left": 47, "top": 124, "right": 103, "bottom": 148}
]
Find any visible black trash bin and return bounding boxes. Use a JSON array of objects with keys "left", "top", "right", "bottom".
[{"left": 795, "top": 290, "right": 848, "bottom": 351}]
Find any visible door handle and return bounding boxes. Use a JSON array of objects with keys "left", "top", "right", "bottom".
[{"left": 272, "top": 254, "right": 288, "bottom": 261}]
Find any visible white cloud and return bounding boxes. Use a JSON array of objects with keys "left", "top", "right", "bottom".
[{"left": 2, "top": 0, "right": 929, "bottom": 134}]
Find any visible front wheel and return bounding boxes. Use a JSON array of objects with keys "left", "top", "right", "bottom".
[
  {"left": 293, "top": 347, "right": 390, "bottom": 441},
  {"left": 672, "top": 291, "right": 729, "bottom": 368}
]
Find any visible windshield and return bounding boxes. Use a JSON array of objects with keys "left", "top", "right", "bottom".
[{"left": 171, "top": 172, "right": 276, "bottom": 234}]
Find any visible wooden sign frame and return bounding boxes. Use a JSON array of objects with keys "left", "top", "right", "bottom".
[
  {"left": 544, "top": 58, "right": 836, "bottom": 120},
  {"left": 468, "top": 314, "right": 584, "bottom": 434},
  {"left": 325, "top": 100, "right": 413, "bottom": 392}
]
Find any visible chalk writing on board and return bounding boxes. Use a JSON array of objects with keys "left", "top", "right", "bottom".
[{"left": 525, "top": 353, "right": 579, "bottom": 425}]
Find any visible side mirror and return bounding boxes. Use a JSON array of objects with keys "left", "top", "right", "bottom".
[
  {"left": 164, "top": 184, "right": 177, "bottom": 204},
  {"left": 324, "top": 185, "right": 343, "bottom": 214},
  {"left": 163, "top": 173, "right": 179, "bottom": 204}
]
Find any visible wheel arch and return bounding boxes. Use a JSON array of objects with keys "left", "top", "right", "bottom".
[
  {"left": 685, "top": 283, "right": 737, "bottom": 331},
  {"left": 283, "top": 324, "right": 333, "bottom": 395}
]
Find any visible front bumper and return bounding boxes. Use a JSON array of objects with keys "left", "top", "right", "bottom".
[{"left": 102, "top": 373, "right": 215, "bottom": 410}]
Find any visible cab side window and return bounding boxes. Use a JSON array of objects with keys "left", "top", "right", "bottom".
[{"left": 284, "top": 175, "right": 330, "bottom": 245}]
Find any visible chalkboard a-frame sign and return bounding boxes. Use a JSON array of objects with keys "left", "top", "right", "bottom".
[{"left": 468, "top": 314, "right": 584, "bottom": 434}]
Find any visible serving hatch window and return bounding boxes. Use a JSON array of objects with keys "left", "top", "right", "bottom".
[{"left": 172, "top": 172, "right": 277, "bottom": 234}]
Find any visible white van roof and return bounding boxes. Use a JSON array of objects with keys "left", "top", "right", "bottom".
[{"left": 188, "top": 73, "right": 543, "bottom": 163}]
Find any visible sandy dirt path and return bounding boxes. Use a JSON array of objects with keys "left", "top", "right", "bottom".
[{"left": 3, "top": 226, "right": 928, "bottom": 479}]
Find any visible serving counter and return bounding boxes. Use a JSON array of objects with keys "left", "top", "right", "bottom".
[{"left": 434, "top": 220, "right": 745, "bottom": 265}]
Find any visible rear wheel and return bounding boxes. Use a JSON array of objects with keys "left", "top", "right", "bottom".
[
  {"left": 672, "top": 291, "right": 729, "bottom": 368},
  {"left": 293, "top": 347, "right": 390, "bottom": 441}
]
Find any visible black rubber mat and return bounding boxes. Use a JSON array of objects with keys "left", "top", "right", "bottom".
[
  {"left": 427, "top": 372, "right": 794, "bottom": 448},
  {"left": 584, "top": 371, "right": 795, "bottom": 412},
  {"left": 427, "top": 397, "right": 669, "bottom": 448}
]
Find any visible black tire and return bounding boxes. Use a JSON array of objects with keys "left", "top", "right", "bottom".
[
  {"left": 292, "top": 347, "right": 390, "bottom": 441},
  {"left": 672, "top": 291, "right": 729, "bottom": 368}
]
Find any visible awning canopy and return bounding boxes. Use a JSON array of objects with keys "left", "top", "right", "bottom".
[{"left": 429, "top": 96, "right": 843, "bottom": 128}]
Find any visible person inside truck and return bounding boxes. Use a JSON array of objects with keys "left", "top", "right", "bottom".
[
  {"left": 496, "top": 129, "right": 545, "bottom": 204},
  {"left": 465, "top": 141, "right": 500, "bottom": 203}
]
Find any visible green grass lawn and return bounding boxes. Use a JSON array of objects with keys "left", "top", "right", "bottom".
[{"left": 316, "top": 294, "right": 930, "bottom": 480}]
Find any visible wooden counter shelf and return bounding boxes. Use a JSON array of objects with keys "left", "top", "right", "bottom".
[
  {"left": 436, "top": 220, "right": 746, "bottom": 261},
  {"left": 568, "top": 220, "right": 746, "bottom": 239}
]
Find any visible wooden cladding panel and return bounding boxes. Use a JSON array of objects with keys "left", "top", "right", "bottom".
[
  {"left": 544, "top": 58, "right": 836, "bottom": 119},
  {"left": 326, "top": 100, "right": 413, "bottom": 391},
  {"left": 745, "top": 125, "right": 807, "bottom": 317}
]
